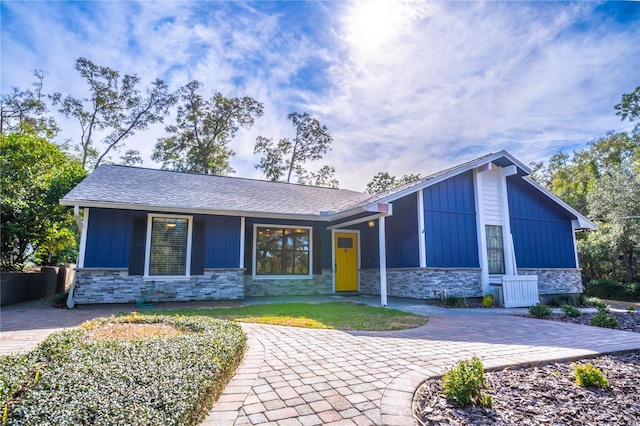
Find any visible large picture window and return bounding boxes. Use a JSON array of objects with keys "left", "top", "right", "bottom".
[
  {"left": 147, "top": 216, "right": 191, "bottom": 276},
  {"left": 255, "top": 226, "right": 310, "bottom": 276},
  {"left": 485, "top": 225, "right": 505, "bottom": 274}
]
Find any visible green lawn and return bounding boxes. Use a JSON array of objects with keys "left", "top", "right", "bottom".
[{"left": 148, "top": 301, "right": 428, "bottom": 331}]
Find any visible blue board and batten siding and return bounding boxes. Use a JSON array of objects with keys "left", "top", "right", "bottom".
[
  {"left": 423, "top": 171, "right": 479, "bottom": 267},
  {"left": 84, "top": 209, "right": 135, "bottom": 268},
  {"left": 384, "top": 193, "right": 419, "bottom": 268},
  {"left": 507, "top": 177, "right": 577, "bottom": 268},
  {"left": 83, "top": 208, "right": 241, "bottom": 270}
]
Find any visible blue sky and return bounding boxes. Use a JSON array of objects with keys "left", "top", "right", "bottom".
[{"left": 2, "top": 1, "right": 639, "bottom": 191}]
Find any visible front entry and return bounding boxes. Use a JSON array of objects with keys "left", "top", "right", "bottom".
[{"left": 334, "top": 232, "right": 358, "bottom": 292}]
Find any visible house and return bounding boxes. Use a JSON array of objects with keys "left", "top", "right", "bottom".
[{"left": 60, "top": 150, "right": 596, "bottom": 307}]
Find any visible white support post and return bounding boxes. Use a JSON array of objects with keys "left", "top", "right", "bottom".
[
  {"left": 239, "top": 217, "right": 245, "bottom": 269},
  {"left": 77, "top": 208, "right": 89, "bottom": 269},
  {"left": 417, "top": 190, "right": 426, "bottom": 268},
  {"left": 379, "top": 216, "right": 387, "bottom": 307}
]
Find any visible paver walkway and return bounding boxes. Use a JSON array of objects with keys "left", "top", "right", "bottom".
[{"left": 2, "top": 298, "right": 640, "bottom": 425}]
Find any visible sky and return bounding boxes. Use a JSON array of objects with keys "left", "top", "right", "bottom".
[{"left": 1, "top": 0, "right": 639, "bottom": 191}]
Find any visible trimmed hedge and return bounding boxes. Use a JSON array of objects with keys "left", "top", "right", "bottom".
[
  {"left": 1, "top": 314, "right": 246, "bottom": 425},
  {"left": 584, "top": 279, "right": 640, "bottom": 302}
]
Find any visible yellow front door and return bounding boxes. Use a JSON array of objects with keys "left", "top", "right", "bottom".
[{"left": 335, "top": 232, "right": 358, "bottom": 292}]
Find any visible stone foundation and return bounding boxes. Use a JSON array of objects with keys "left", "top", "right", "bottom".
[
  {"left": 360, "top": 267, "right": 483, "bottom": 299},
  {"left": 244, "top": 269, "right": 333, "bottom": 297},
  {"left": 73, "top": 268, "right": 245, "bottom": 304},
  {"left": 517, "top": 268, "right": 583, "bottom": 295}
]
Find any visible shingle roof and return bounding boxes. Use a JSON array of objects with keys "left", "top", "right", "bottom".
[{"left": 61, "top": 165, "right": 371, "bottom": 217}]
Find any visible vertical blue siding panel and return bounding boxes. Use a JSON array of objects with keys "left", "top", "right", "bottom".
[
  {"left": 202, "top": 215, "right": 241, "bottom": 268},
  {"left": 423, "top": 171, "right": 479, "bottom": 267},
  {"left": 84, "top": 208, "right": 132, "bottom": 268},
  {"left": 385, "top": 193, "right": 419, "bottom": 268},
  {"left": 507, "top": 177, "right": 576, "bottom": 268}
]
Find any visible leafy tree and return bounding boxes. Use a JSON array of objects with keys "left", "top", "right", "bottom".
[
  {"left": 587, "top": 161, "right": 640, "bottom": 283},
  {"left": 365, "top": 172, "right": 421, "bottom": 194},
  {"left": 615, "top": 85, "right": 640, "bottom": 130},
  {"left": 153, "top": 80, "right": 263, "bottom": 175},
  {"left": 0, "top": 133, "right": 87, "bottom": 270},
  {"left": 52, "top": 57, "right": 177, "bottom": 169},
  {"left": 296, "top": 165, "right": 339, "bottom": 188},
  {"left": 1, "top": 70, "right": 58, "bottom": 137},
  {"left": 254, "top": 112, "right": 333, "bottom": 184}
]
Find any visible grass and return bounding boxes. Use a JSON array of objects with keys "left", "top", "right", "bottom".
[{"left": 146, "top": 301, "right": 428, "bottom": 331}]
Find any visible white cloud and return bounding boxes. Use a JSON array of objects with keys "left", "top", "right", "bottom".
[{"left": 2, "top": 1, "right": 638, "bottom": 192}]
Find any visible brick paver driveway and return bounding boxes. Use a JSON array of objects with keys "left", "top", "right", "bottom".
[
  {"left": 205, "top": 313, "right": 640, "bottom": 425},
  {"left": 2, "top": 299, "right": 640, "bottom": 425}
]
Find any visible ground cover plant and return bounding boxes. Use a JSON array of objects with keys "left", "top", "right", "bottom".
[
  {"left": 0, "top": 314, "right": 246, "bottom": 425},
  {"left": 149, "top": 301, "right": 428, "bottom": 331}
]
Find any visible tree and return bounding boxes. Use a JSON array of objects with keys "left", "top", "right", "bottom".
[
  {"left": 254, "top": 112, "right": 333, "bottom": 184},
  {"left": 587, "top": 161, "right": 640, "bottom": 283},
  {"left": 1, "top": 70, "right": 58, "bottom": 137},
  {"left": 152, "top": 81, "right": 263, "bottom": 175},
  {"left": 0, "top": 133, "right": 87, "bottom": 270},
  {"left": 296, "top": 165, "right": 339, "bottom": 188},
  {"left": 615, "top": 85, "right": 640, "bottom": 130},
  {"left": 365, "top": 172, "right": 421, "bottom": 194},
  {"left": 52, "top": 57, "right": 177, "bottom": 169}
]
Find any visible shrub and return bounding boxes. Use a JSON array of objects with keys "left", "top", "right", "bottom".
[
  {"left": 529, "top": 304, "right": 552, "bottom": 319},
  {"left": 584, "top": 279, "right": 640, "bottom": 302},
  {"left": 482, "top": 294, "right": 494, "bottom": 308},
  {"left": 589, "top": 310, "right": 619, "bottom": 329},
  {"left": 547, "top": 295, "right": 579, "bottom": 307},
  {"left": 574, "top": 363, "right": 608, "bottom": 388},
  {"left": 1, "top": 315, "right": 247, "bottom": 425},
  {"left": 627, "top": 306, "right": 636, "bottom": 312},
  {"left": 561, "top": 304, "right": 581, "bottom": 318},
  {"left": 584, "top": 297, "right": 609, "bottom": 311},
  {"left": 441, "top": 357, "right": 492, "bottom": 407},
  {"left": 444, "top": 296, "right": 467, "bottom": 308}
]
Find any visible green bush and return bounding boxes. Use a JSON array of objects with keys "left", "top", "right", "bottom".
[
  {"left": 547, "top": 295, "right": 579, "bottom": 307},
  {"left": 574, "top": 363, "right": 608, "bottom": 388},
  {"left": 1, "top": 314, "right": 247, "bottom": 425},
  {"left": 561, "top": 304, "right": 582, "bottom": 318},
  {"left": 584, "top": 297, "right": 609, "bottom": 311},
  {"left": 441, "top": 357, "right": 492, "bottom": 407},
  {"left": 589, "top": 310, "right": 620, "bottom": 329},
  {"left": 627, "top": 306, "right": 636, "bottom": 312},
  {"left": 482, "top": 294, "right": 494, "bottom": 308},
  {"left": 444, "top": 296, "right": 467, "bottom": 308},
  {"left": 528, "top": 304, "right": 552, "bottom": 319},
  {"left": 584, "top": 279, "right": 640, "bottom": 302}
]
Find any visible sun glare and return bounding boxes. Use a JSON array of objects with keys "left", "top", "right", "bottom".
[{"left": 343, "top": 0, "right": 436, "bottom": 54}]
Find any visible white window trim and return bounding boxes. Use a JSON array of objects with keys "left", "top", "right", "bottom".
[
  {"left": 144, "top": 213, "right": 193, "bottom": 279},
  {"left": 252, "top": 223, "right": 313, "bottom": 279}
]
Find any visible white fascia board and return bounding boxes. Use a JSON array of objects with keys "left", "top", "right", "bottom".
[
  {"left": 59, "top": 200, "right": 357, "bottom": 222},
  {"left": 521, "top": 177, "right": 597, "bottom": 230}
]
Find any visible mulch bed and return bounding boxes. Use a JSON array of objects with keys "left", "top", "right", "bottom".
[{"left": 415, "top": 310, "right": 640, "bottom": 425}]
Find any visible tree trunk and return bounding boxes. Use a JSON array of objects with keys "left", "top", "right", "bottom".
[{"left": 624, "top": 247, "right": 634, "bottom": 283}]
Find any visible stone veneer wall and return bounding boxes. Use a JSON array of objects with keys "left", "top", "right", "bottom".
[
  {"left": 244, "top": 269, "right": 333, "bottom": 297},
  {"left": 73, "top": 268, "right": 245, "bottom": 304},
  {"left": 360, "top": 268, "right": 483, "bottom": 299},
  {"left": 517, "top": 268, "right": 583, "bottom": 295}
]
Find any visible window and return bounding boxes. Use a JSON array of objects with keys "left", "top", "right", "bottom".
[
  {"left": 146, "top": 215, "right": 191, "bottom": 276},
  {"left": 485, "top": 225, "right": 505, "bottom": 274},
  {"left": 255, "top": 226, "right": 311, "bottom": 276}
]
